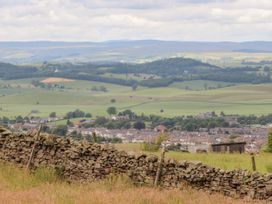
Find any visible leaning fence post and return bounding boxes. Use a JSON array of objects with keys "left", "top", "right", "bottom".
[
  {"left": 250, "top": 153, "right": 257, "bottom": 171},
  {"left": 154, "top": 146, "right": 166, "bottom": 187},
  {"left": 92, "top": 131, "right": 97, "bottom": 143},
  {"left": 25, "top": 124, "right": 42, "bottom": 171}
]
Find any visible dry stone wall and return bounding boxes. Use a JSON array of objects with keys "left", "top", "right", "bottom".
[{"left": 0, "top": 126, "right": 272, "bottom": 201}]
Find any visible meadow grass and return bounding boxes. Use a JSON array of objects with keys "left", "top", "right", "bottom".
[
  {"left": 169, "top": 80, "right": 238, "bottom": 91},
  {"left": 0, "top": 162, "right": 264, "bottom": 204},
  {"left": 1, "top": 79, "right": 272, "bottom": 117},
  {"left": 115, "top": 143, "right": 272, "bottom": 174}
]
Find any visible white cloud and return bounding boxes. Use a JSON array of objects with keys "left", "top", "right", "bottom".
[{"left": 0, "top": 0, "right": 271, "bottom": 41}]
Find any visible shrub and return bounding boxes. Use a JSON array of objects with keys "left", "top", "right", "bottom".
[
  {"left": 141, "top": 133, "right": 168, "bottom": 152},
  {"left": 265, "top": 129, "right": 272, "bottom": 153},
  {"left": 141, "top": 143, "right": 160, "bottom": 152}
]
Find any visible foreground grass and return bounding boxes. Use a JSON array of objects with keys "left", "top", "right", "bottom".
[
  {"left": 0, "top": 163, "right": 264, "bottom": 204},
  {"left": 115, "top": 143, "right": 272, "bottom": 174}
]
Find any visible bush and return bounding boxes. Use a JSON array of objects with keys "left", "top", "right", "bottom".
[
  {"left": 265, "top": 129, "right": 272, "bottom": 153},
  {"left": 141, "top": 133, "right": 168, "bottom": 152},
  {"left": 141, "top": 143, "right": 160, "bottom": 152}
]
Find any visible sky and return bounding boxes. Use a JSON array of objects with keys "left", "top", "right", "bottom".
[{"left": 0, "top": 0, "right": 272, "bottom": 42}]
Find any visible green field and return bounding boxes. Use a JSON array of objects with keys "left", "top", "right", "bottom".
[
  {"left": 115, "top": 143, "right": 272, "bottom": 173},
  {"left": 170, "top": 80, "right": 238, "bottom": 91},
  {"left": 1, "top": 78, "right": 272, "bottom": 118},
  {"left": 179, "top": 51, "right": 272, "bottom": 67}
]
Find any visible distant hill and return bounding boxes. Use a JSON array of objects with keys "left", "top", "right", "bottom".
[
  {"left": 0, "top": 62, "right": 37, "bottom": 79},
  {"left": 1, "top": 40, "right": 272, "bottom": 64},
  {"left": 0, "top": 56, "right": 270, "bottom": 87},
  {"left": 111, "top": 57, "right": 220, "bottom": 76}
]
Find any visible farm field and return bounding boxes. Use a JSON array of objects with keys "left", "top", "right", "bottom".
[
  {"left": 170, "top": 80, "right": 239, "bottom": 90},
  {"left": 115, "top": 143, "right": 272, "bottom": 174},
  {"left": 179, "top": 51, "right": 272, "bottom": 67},
  {"left": 0, "top": 162, "right": 264, "bottom": 204},
  {"left": 1, "top": 78, "right": 272, "bottom": 118}
]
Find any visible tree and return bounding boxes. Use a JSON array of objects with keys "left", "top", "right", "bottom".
[
  {"left": 110, "top": 98, "right": 116, "bottom": 103},
  {"left": 15, "top": 115, "right": 24, "bottom": 123},
  {"left": 204, "top": 83, "right": 208, "bottom": 90},
  {"left": 118, "top": 109, "right": 135, "bottom": 119},
  {"left": 266, "top": 129, "right": 272, "bottom": 153},
  {"left": 220, "top": 111, "right": 225, "bottom": 117},
  {"left": 49, "top": 112, "right": 56, "bottom": 118},
  {"left": 132, "top": 83, "right": 138, "bottom": 91},
  {"left": 107, "top": 107, "right": 117, "bottom": 115},
  {"left": 100, "top": 86, "right": 107, "bottom": 92},
  {"left": 85, "top": 113, "right": 92, "bottom": 118},
  {"left": 66, "top": 119, "right": 73, "bottom": 127},
  {"left": 95, "top": 117, "right": 109, "bottom": 126},
  {"left": 53, "top": 125, "right": 68, "bottom": 136},
  {"left": 65, "top": 109, "right": 85, "bottom": 119},
  {"left": 133, "top": 121, "right": 146, "bottom": 130}
]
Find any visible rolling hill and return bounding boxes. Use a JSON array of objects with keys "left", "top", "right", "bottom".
[{"left": 1, "top": 40, "right": 272, "bottom": 64}]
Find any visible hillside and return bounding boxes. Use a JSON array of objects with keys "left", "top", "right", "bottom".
[
  {"left": 110, "top": 57, "right": 220, "bottom": 76},
  {"left": 0, "top": 62, "right": 37, "bottom": 79},
  {"left": 1, "top": 56, "right": 270, "bottom": 87},
  {"left": 1, "top": 78, "right": 272, "bottom": 117},
  {"left": 1, "top": 40, "right": 272, "bottom": 64}
]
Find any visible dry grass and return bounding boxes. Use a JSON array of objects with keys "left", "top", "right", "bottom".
[
  {"left": 0, "top": 162, "right": 265, "bottom": 204},
  {"left": 41, "top": 77, "right": 75, "bottom": 83}
]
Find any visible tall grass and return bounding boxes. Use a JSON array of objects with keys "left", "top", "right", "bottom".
[{"left": 0, "top": 162, "right": 265, "bottom": 204}]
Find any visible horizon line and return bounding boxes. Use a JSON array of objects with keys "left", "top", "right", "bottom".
[{"left": 0, "top": 39, "right": 272, "bottom": 43}]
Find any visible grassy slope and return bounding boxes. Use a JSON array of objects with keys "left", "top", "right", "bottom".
[
  {"left": 0, "top": 162, "right": 264, "bottom": 204},
  {"left": 1, "top": 79, "right": 272, "bottom": 117},
  {"left": 181, "top": 51, "right": 272, "bottom": 67},
  {"left": 170, "top": 80, "right": 238, "bottom": 90},
  {"left": 115, "top": 143, "right": 272, "bottom": 174}
]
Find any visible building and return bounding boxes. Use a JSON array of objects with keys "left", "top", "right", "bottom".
[
  {"left": 211, "top": 142, "right": 246, "bottom": 153},
  {"left": 154, "top": 125, "right": 167, "bottom": 133}
]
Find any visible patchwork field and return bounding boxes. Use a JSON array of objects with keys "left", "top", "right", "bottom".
[
  {"left": 180, "top": 51, "right": 272, "bottom": 67},
  {"left": 1, "top": 78, "right": 272, "bottom": 118}
]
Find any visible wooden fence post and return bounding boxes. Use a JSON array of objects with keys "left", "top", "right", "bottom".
[
  {"left": 154, "top": 146, "right": 166, "bottom": 187},
  {"left": 25, "top": 124, "right": 42, "bottom": 171},
  {"left": 92, "top": 131, "right": 97, "bottom": 143},
  {"left": 251, "top": 153, "right": 257, "bottom": 171}
]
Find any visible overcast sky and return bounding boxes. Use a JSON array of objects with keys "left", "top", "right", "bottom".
[{"left": 0, "top": 0, "right": 271, "bottom": 42}]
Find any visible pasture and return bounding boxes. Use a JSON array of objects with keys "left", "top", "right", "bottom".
[
  {"left": 1, "top": 78, "right": 272, "bottom": 118},
  {"left": 115, "top": 143, "right": 272, "bottom": 174}
]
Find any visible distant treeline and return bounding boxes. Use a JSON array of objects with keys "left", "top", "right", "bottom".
[{"left": 0, "top": 57, "right": 271, "bottom": 87}]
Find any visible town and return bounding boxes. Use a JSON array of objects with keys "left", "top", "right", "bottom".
[{"left": 3, "top": 110, "right": 271, "bottom": 154}]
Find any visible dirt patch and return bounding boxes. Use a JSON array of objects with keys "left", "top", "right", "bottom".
[{"left": 41, "top": 77, "right": 75, "bottom": 83}]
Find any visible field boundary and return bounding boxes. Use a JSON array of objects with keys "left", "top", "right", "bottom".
[{"left": 0, "top": 126, "right": 271, "bottom": 201}]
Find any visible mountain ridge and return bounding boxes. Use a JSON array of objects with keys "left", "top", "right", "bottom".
[{"left": 1, "top": 40, "right": 272, "bottom": 64}]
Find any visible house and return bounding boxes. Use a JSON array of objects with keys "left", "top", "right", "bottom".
[
  {"left": 211, "top": 142, "right": 246, "bottom": 153},
  {"left": 111, "top": 115, "right": 130, "bottom": 121},
  {"left": 154, "top": 125, "right": 167, "bottom": 133},
  {"left": 195, "top": 112, "right": 215, "bottom": 119}
]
